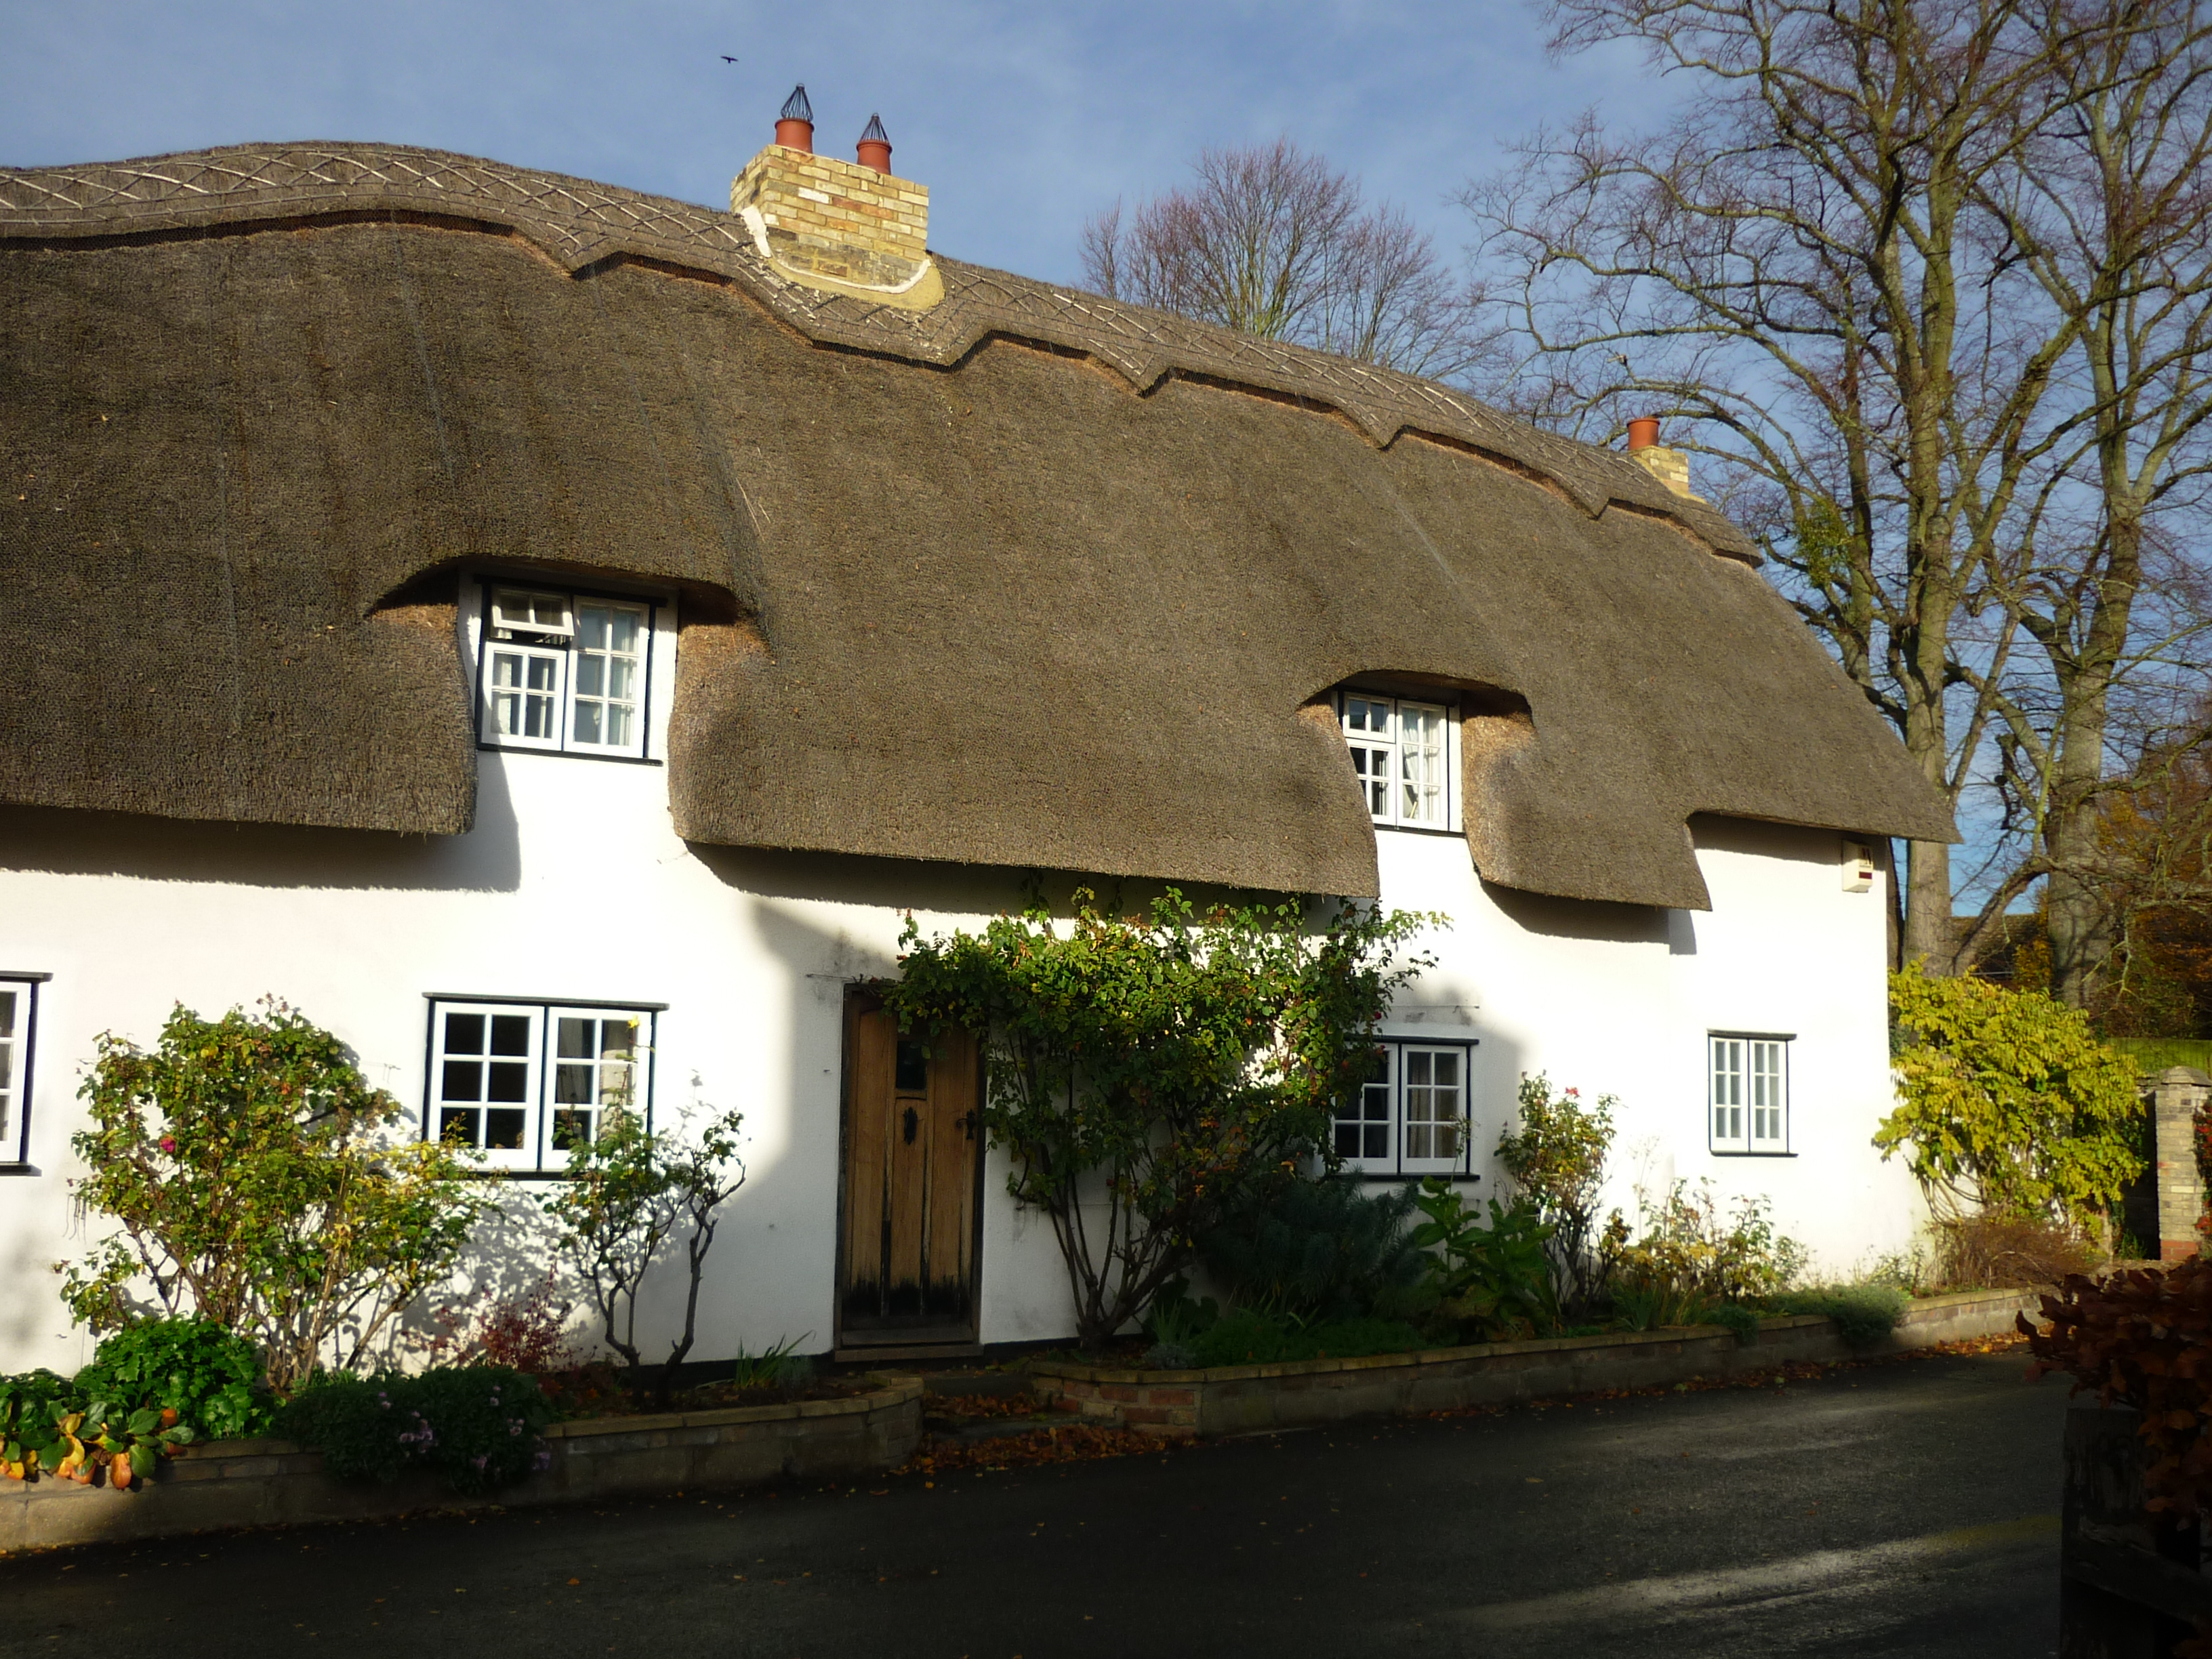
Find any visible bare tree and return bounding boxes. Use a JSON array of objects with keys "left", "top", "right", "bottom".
[
  {"left": 1970, "top": 0, "right": 2212, "bottom": 1006},
  {"left": 1462, "top": 0, "right": 2072, "bottom": 970},
  {"left": 1461, "top": 0, "right": 2212, "bottom": 989},
  {"left": 1082, "top": 139, "right": 1479, "bottom": 378}
]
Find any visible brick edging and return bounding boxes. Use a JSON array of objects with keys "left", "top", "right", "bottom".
[
  {"left": 1025, "top": 1291, "right": 2039, "bottom": 1439},
  {"left": 1, "top": 1378, "right": 924, "bottom": 1554}
]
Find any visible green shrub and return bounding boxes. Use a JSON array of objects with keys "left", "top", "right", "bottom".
[
  {"left": 1707, "top": 1302, "right": 1762, "bottom": 1345},
  {"left": 0, "top": 1371, "right": 78, "bottom": 1481},
  {"left": 1610, "top": 1281, "right": 1716, "bottom": 1332},
  {"left": 1199, "top": 1177, "right": 1425, "bottom": 1324},
  {"left": 1776, "top": 1285, "right": 1908, "bottom": 1350},
  {"left": 1496, "top": 1074, "right": 1618, "bottom": 1310},
  {"left": 1185, "top": 1310, "right": 1427, "bottom": 1368},
  {"left": 1603, "top": 1181, "right": 1804, "bottom": 1307},
  {"left": 731, "top": 1336, "right": 814, "bottom": 1391},
  {"left": 0, "top": 1368, "right": 193, "bottom": 1486},
  {"left": 1880, "top": 964, "right": 2142, "bottom": 1230},
  {"left": 73, "top": 1318, "right": 273, "bottom": 1441},
  {"left": 281, "top": 1366, "right": 555, "bottom": 1494},
  {"left": 62, "top": 1001, "right": 495, "bottom": 1391},
  {"left": 1409, "top": 1180, "right": 1558, "bottom": 1340},
  {"left": 887, "top": 889, "right": 1437, "bottom": 1354}
]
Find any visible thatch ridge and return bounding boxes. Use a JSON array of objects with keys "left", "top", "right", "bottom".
[
  {"left": 0, "top": 142, "right": 1750, "bottom": 558},
  {"left": 0, "top": 143, "right": 1954, "bottom": 908}
]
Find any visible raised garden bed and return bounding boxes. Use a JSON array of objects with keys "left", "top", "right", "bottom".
[
  {"left": 0, "top": 1375, "right": 922, "bottom": 1555},
  {"left": 1028, "top": 1288, "right": 2038, "bottom": 1439}
]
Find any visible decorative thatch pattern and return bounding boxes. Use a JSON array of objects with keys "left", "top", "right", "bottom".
[{"left": 0, "top": 143, "right": 1952, "bottom": 907}]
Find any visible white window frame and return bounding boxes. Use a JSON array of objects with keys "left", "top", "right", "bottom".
[
  {"left": 1331, "top": 1036, "right": 1477, "bottom": 1176},
  {"left": 1708, "top": 1032, "right": 1791, "bottom": 1155},
  {"left": 1335, "top": 691, "right": 1458, "bottom": 831},
  {"left": 424, "top": 996, "right": 659, "bottom": 1172},
  {"left": 0, "top": 974, "right": 43, "bottom": 1168},
  {"left": 474, "top": 580, "right": 657, "bottom": 761}
]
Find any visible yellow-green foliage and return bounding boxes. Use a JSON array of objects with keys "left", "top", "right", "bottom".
[
  {"left": 1879, "top": 964, "right": 2142, "bottom": 1228},
  {"left": 62, "top": 1001, "right": 496, "bottom": 1393}
]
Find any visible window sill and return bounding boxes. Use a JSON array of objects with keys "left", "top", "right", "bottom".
[
  {"left": 0, "top": 1163, "right": 40, "bottom": 1176},
  {"left": 1708, "top": 1150, "right": 1797, "bottom": 1158},
  {"left": 1344, "top": 1169, "right": 1479, "bottom": 1182},
  {"left": 1370, "top": 822, "right": 1463, "bottom": 839},
  {"left": 478, "top": 743, "right": 664, "bottom": 767}
]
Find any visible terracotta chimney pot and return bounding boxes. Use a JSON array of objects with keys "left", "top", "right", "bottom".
[
  {"left": 1627, "top": 417, "right": 1660, "bottom": 451},
  {"left": 775, "top": 85, "right": 814, "bottom": 154},
  {"left": 856, "top": 112, "right": 892, "bottom": 173}
]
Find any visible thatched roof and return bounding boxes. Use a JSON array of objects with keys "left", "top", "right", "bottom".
[{"left": 0, "top": 143, "right": 1954, "bottom": 907}]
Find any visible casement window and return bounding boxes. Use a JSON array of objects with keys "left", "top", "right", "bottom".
[
  {"left": 424, "top": 997, "right": 658, "bottom": 1171},
  {"left": 476, "top": 582, "right": 655, "bottom": 760},
  {"left": 1331, "top": 1038, "right": 1477, "bottom": 1176},
  {"left": 1337, "top": 693, "right": 1454, "bottom": 830},
  {"left": 0, "top": 975, "right": 41, "bottom": 1167},
  {"left": 1709, "top": 1033, "right": 1790, "bottom": 1155}
]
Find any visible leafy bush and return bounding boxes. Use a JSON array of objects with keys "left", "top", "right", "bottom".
[
  {"left": 1707, "top": 1302, "right": 1761, "bottom": 1344},
  {"left": 0, "top": 1369, "right": 193, "bottom": 1487},
  {"left": 2024, "top": 1260, "right": 2212, "bottom": 1518},
  {"left": 1199, "top": 1177, "right": 1425, "bottom": 1324},
  {"left": 1931, "top": 1213, "right": 2102, "bottom": 1289},
  {"left": 1774, "top": 1285, "right": 1908, "bottom": 1350},
  {"left": 1603, "top": 1181, "right": 1803, "bottom": 1309},
  {"left": 430, "top": 1271, "right": 578, "bottom": 1374},
  {"left": 888, "top": 889, "right": 1435, "bottom": 1353},
  {"left": 61, "top": 1001, "right": 495, "bottom": 1391},
  {"left": 1408, "top": 1180, "right": 1558, "bottom": 1340},
  {"left": 542, "top": 1108, "right": 747, "bottom": 1409},
  {"left": 1496, "top": 1074, "right": 1617, "bottom": 1310},
  {"left": 1880, "top": 965, "right": 2142, "bottom": 1229},
  {"left": 73, "top": 1317, "right": 273, "bottom": 1441},
  {"left": 1142, "top": 1279, "right": 1220, "bottom": 1368},
  {"left": 1184, "top": 1309, "right": 1427, "bottom": 1369},
  {"left": 1611, "top": 1279, "right": 1717, "bottom": 1332},
  {"left": 1, "top": 1371, "right": 79, "bottom": 1481},
  {"left": 281, "top": 1366, "right": 555, "bottom": 1495}
]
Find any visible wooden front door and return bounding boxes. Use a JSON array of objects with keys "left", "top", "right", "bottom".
[{"left": 837, "top": 993, "right": 982, "bottom": 1344}]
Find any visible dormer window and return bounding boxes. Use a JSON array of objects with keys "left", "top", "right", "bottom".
[
  {"left": 476, "top": 581, "right": 656, "bottom": 760},
  {"left": 1338, "top": 692, "right": 1455, "bottom": 830}
]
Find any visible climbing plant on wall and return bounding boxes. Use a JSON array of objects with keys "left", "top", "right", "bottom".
[{"left": 887, "top": 888, "right": 1437, "bottom": 1355}]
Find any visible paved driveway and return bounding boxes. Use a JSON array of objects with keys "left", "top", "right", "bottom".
[{"left": 0, "top": 1349, "right": 2068, "bottom": 1658}]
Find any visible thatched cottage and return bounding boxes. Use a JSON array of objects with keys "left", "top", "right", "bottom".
[{"left": 0, "top": 111, "right": 1952, "bottom": 1371}]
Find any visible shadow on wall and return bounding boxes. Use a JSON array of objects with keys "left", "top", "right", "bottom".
[
  {"left": 392, "top": 892, "right": 883, "bottom": 1374},
  {"left": 0, "top": 758, "right": 523, "bottom": 893},
  {"left": 687, "top": 842, "right": 1380, "bottom": 925},
  {"left": 1483, "top": 880, "right": 1674, "bottom": 947}
]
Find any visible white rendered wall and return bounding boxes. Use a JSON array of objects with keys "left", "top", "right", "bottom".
[
  {"left": 0, "top": 615, "right": 1914, "bottom": 1372},
  {"left": 1370, "top": 817, "right": 1920, "bottom": 1277}
]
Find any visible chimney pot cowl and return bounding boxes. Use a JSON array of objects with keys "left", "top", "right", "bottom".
[
  {"left": 775, "top": 84, "right": 814, "bottom": 152},
  {"left": 1626, "top": 417, "right": 1661, "bottom": 451},
  {"left": 856, "top": 112, "right": 892, "bottom": 173}
]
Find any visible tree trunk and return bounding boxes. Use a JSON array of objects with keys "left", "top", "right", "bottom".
[{"left": 1905, "top": 838, "right": 1959, "bottom": 972}]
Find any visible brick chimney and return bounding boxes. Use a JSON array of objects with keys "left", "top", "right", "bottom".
[
  {"left": 731, "top": 92, "right": 941, "bottom": 310},
  {"left": 1626, "top": 417, "right": 1701, "bottom": 502}
]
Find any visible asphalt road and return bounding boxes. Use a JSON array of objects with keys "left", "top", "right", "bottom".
[{"left": 0, "top": 1349, "right": 2068, "bottom": 1658}]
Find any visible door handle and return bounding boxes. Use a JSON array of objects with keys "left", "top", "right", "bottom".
[{"left": 903, "top": 1106, "right": 918, "bottom": 1145}]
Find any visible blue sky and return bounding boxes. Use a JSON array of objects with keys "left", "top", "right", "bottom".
[{"left": 2, "top": 0, "right": 1673, "bottom": 287}]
